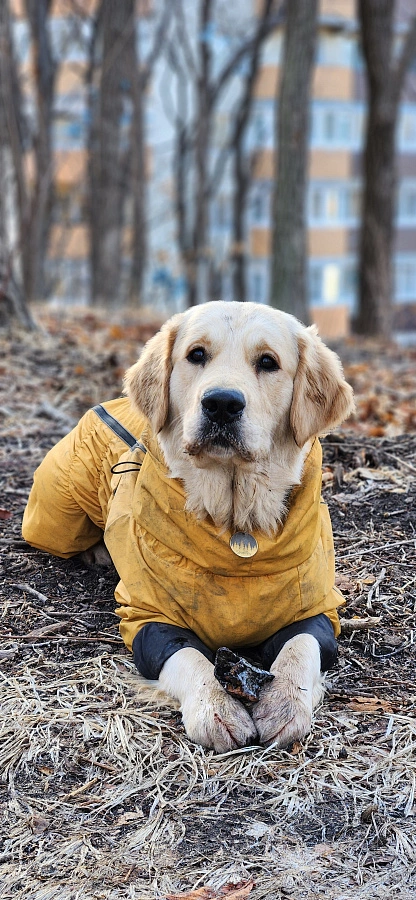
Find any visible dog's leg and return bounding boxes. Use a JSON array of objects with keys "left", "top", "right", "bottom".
[
  {"left": 80, "top": 539, "right": 112, "bottom": 567},
  {"left": 159, "top": 648, "right": 258, "bottom": 752},
  {"left": 252, "top": 634, "right": 323, "bottom": 747}
]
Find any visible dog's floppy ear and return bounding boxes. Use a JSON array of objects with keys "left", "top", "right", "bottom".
[
  {"left": 290, "top": 325, "right": 355, "bottom": 447},
  {"left": 123, "top": 315, "right": 181, "bottom": 433}
]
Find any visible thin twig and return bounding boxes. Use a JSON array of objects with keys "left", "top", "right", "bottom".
[
  {"left": 11, "top": 583, "right": 50, "bottom": 603},
  {"left": 338, "top": 538, "right": 416, "bottom": 560}
]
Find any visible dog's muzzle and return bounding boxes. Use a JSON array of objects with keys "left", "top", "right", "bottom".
[
  {"left": 185, "top": 388, "right": 252, "bottom": 459},
  {"left": 201, "top": 389, "right": 246, "bottom": 426}
]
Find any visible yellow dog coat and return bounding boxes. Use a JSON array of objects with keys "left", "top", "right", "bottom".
[{"left": 22, "top": 398, "right": 344, "bottom": 653}]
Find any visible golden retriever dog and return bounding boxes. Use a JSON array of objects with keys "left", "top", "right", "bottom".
[
  {"left": 120, "top": 300, "right": 354, "bottom": 751},
  {"left": 23, "top": 300, "right": 354, "bottom": 753}
]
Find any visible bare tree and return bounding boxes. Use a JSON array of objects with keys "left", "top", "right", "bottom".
[
  {"left": 0, "top": 0, "right": 54, "bottom": 327},
  {"left": 24, "top": 0, "right": 56, "bottom": 304},
  {"left": 356, "top": 0, "right": 416, "bottom": 338},
  {"left": 229, "top": 0, "right": 279, "bottom": 302},
  {"left": 167, "top": 0, "right": 280, "bottom": 307},
  {"left": 88, "top": 1, "right": 135, "bottom": 307},
  {"left": 0, "top": 2, "right": 28, "bottom": 326},
  {"left": 270, "top": 0, "right": 318, "bottom": 323},
  {"left": 128, "top": 5, "right": 171, "bottom": 305},
  {"left": 87, "top": 1, "right": 170, "bottom": 307}
]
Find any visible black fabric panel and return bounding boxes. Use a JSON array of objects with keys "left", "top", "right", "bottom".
[
  {"left": 255, "top": 613, "right": 338, "bottom": 672},
  {"left": 92, "top": 404, "right": 142, "bottom": 449},
  {"left": 132, "top": 622, "right": 214, "bottom": 680},
  {"left": 132, "top": 614, "right": 337, "bottom": 682}
]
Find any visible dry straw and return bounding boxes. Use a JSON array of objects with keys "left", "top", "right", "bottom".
[{"left": 1, "top": 652, "right": 415, "bottom": 900}]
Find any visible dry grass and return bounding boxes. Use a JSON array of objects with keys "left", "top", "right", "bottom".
[{"left": 1, "top": 653, "right": 416, "bottom": 899}]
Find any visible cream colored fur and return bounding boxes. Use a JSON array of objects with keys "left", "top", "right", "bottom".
[{"left": 124, "top": 301, "right": 354, "bottom": 752}]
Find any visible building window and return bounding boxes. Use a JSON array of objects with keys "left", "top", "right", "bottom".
[
  {"left": 398, "top": 183, "right": 416, "bottom": 223},
  {"left": 309, "top": 267, "right": 322, "bottom": 304},
  {"left": 311, "top": 104, "right": 364, "bottom": 149},
  {"left": 395, "top": 258, "right": 416, "bottom": 300},
  {"left": 310, "top": 187, "right": 324, "bottom": 220},
  {"left": 308, "top": 182, "right": 361, "bottom": 226},
  {"left": 249, "top": 265, "right": 268, "bottom": 304},
  {"left": 250, "top": 101, "right": 274, "bottom": 149},
  {"left": 400, "top": 110, "right": 416, "bottom": 150},
  {"left": 317, "top": 33, "right": 353, "bottom": 68},
  {"left": 308, "top": 259, "right": 357, "bottom": 309},
  {"left": 250, "top": 184, "right": 271, "bottom": 226},
  {"left": 322, "top": 110, "right": 336, "bottom": 142}
]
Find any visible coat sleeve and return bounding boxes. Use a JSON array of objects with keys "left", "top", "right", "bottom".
[{"left": 22, "top": 411, "right": 107, "bottom": 558}]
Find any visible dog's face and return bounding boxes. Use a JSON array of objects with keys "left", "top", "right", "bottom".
[
  {"left": 124, "top": 302, "right": 354, "bottom": 468},
  {"left": 167, "top": 303, "right": 301, "bottom": 465}
]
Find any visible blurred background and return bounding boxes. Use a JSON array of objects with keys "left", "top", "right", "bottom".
[{"left": 1, "top": 0, "right": 416, "bottom": 343}]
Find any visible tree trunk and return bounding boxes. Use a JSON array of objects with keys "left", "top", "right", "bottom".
[
  {"left": 270, "top": 0, "right": 318, "bottom": 322},
  {"left": 128, "top": 40, "right": 147, "bottom": 306},
  {"left": 88, "top": 1, "right": 135, "bottom": 307},
  {"left": 0, "top": 1, "right": 36, "bottom": 328},
  {"left": 190, "top": 0, "right": 213, "bottom": 306},
  {"left": 25, "top": 0, "right": 55, "bottom": 303},
  {"left": 356, "top": 1, "right": 416, "bottom": 339}
]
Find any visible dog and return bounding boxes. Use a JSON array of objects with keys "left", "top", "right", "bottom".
[
  {"left": 23, "top": 301, "right": 354, "bottom": 753},
  {"left": 122, "top": 301, "right": 354, "bottom": 751}
]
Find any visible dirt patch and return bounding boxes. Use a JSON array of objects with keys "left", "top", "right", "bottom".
[{"left": 1, "top": 311, "right": 415, "bottom": 899}]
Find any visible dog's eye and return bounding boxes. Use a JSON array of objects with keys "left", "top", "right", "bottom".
[
  {"left": 187, "top": 347, "right": 206, "bottom": 365},
  {"left": 257, "top": 354, "right": 279, "bottom": 372}
]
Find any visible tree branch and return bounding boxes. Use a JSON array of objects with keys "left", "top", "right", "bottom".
[
  {"left": 209, "top": 8, "right": 285, "bottom": 110},
  {"left": 393, "top": 14, "right": 416, "bottom": 103},
  {"left": 141, "top": 3, "right": 173, "bottom": 89}
]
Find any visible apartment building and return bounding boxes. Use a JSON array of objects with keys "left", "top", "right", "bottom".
[{"left": 10, "top": 0, "right": 416, "bottom": 337}]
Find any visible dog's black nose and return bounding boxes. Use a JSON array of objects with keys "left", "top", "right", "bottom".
[{"left": 201, "top": 389, "right": 246, "bottom": 425}]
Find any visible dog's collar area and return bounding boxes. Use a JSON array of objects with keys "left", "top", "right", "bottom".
[{"left": 229, "top": 532, "right": 258, "bottom": 558}]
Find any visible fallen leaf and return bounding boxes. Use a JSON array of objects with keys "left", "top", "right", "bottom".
[
  {"left": 0, "top": 508, "right": 12, "bottom": 520},
  {"left": 290, "top": 741, "right": 302, "bottom": 755},
  {"left": 166, "top": 883, "right": 255, "bottom": 900},
  {"left": 37, "top": 765, "right": 54, "bottom": 776},
  {"left": 29, "top": 813, "right": 49, "bottom": 834},
  {"left": 347, "top": 696, "right": 392, "bottom": 713},
  {"left": 220, "top": 882, "right": 255, "bottom": 899},
  {"left": 335, "top": 574, "right": 356, "bottom": 593},
  {"left": 166, "top": 889, "right": 215, "bottom": 900}
]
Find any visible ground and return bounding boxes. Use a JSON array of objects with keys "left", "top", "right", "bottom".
[{"left": 0, "top": 308, "right": 415, "bottom": 900}]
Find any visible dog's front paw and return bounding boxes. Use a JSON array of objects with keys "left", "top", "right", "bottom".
[
  {"left": 158, "top": 647, "right": 258, "bottom": 752},
  {"left": 252, "top": 679, "right": 314, "bottom": 748},
  {"left": 252, "top": 634, "right": 323, "bottom": 748},
  {"left": 181, "top": 685, "right": 258, "bottom": 753}
]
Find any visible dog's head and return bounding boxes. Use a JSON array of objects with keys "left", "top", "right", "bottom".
[{"left": 124, "top": 302, "right": 354, "bottom": 467}]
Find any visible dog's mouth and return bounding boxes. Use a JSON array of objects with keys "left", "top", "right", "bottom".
[{"left": 185, "top": 424, "right": 254, "bottom": 462}]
